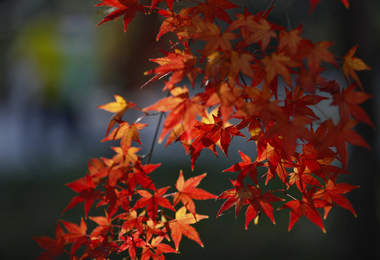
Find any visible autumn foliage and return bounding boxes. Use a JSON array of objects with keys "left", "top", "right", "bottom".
[{"left": 34, "top": 0, "right": 373, "bottom": 259}]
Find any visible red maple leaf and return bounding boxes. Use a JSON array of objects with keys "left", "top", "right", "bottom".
[
  {"left": 278, "top": 25, "right": 304, "bottom": 56},
  {"left": 216, "top": 179, "right": 251, "bottom": 217},
  {"left": 96, "top": 0, "right": 145, "bottom": 32},
  {"left": 148, "top": 0, "right": 174, "bottom": 13},
  {"left": 192, "top": 0, "right": 238, "bottom": 23},
  {"left": 143, "top": 86, "right": 206, "bottom": 143},
  {"left": 60, "top": 218, "right": 88, "bottom": 256},
  {"left": 196, "top": 115, "right": 245, "bottom": 156},
  {"left": 144, "top": 46, "right": 201, "bottom": 89},
  {"left": 173, "top": 171, "right": 217, "bottom": 215},
  {"left": 284, "top": 86, "right": 328, "bottom": 119},
  {"left": 156, "top": 8, "right": 193, "bottom": 41},
  {"left": 310, "top": 0, "right": 349, "bottom": 14},
  {"left": 62, "top": 174, "right": 103, "bottom": 218},
  {"left": 89, "top": 214, "right": 114, "bottom": 237},
  {"left": 313, "top": 179, "right": 359, "bottom": 218},
  {"left": 133, "top": 187, "right": 175, "bottom": 224},
  {"left": 321, "top": 119, "right": 371, "bottom": 168},
  {"left": 278, "top": 189, "right": 330, "bottom": 232},
  {"left": 296, "top": 40, "right": 338, "bottom": 74},
  {"left": 223, "top": 150, "right": 262, "bottom": 184},
  {"left": 332, "top": 83, "right": 374, "bottom": 127},
  {"left": 33, "top": 222, "right": 68, "bottom": 260},
  {"left": 265, "top": 115, "right": 314, "bottom": 159},
  {"left": 245, "top": 185, "right": 284, "bottom": 228},
  {"left": 261, "top": 52, "right": 298, "bottom": 87}
]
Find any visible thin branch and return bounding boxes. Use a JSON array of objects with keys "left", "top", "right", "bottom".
[
  {"left": 263, "top": 0, "right": 276, "bottom": 18},
  {"left": 283, "top": 0, "right": 292, "bottom": 31},
  {"left": 146, "top": 91, "right": 171, "bottom": 164}
]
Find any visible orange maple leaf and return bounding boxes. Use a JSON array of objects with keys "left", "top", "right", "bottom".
[
  {"left": 145, "top": 46, "right": 201, "bottom": 89},
  {"left": 173, "top": 171, "right": 217, "bottom": 215},
  {"left": 98, "top": 95, "right": 137, "bottom": 136},
  {"left": 278, "top": 25, "right": 303, "bottom": 56},
  {"left": 195, "top": 23, "right": 236, "bottom": 56},
  {"left": 143, "top": 86, "right": 206, "bottom": 143},
  {"left": 261, "top": 52, "right": 298, "bottom": 87},
  {"left": 342, "top": 45, "right": 371, "bottom": 90},
  {"left": 165, "top": 206, "right": 208, "bottom": 251}
]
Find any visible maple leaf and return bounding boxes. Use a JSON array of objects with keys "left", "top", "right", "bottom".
[
  {"left": 244, "top": 188, "right": 282, "bottom": 229},
  {"left": 244, "top": 18, "right": 278, "bottom": 51},
  {"left": 134, "top": 187, "right": 175, "bottom": 224},
  {"left": 228, "top": 50, "right": 255, "bottom": 85},
  {"left": 278, "top": 189, "right": 330, "bottom": 232},
  {"left": 195, "top": 23, "right": 236, "bottom": 56},
  {"left": 116, "top": 210, "right": 148, "bottom": 239},
  {"left": 296, "top": 40, "right": 338, "bottom": 74},
  {"left": 288, "top": 166, "right": 322, "bottom": 192},
  {"left": 140, "top": 236, "right": 177, "bottom": 260},
  {"left": 98, "top": 95, "right": 137, "bottom": 137},
  {"left": 309, "top": 0, "right": 322, "bottom": 14},
  {"left": 148, "top": 0, "right": 174, "bottom": 14},
  {"left": 261, "top": 52, "right": 298, "bottom": 87},
  {"left": 196, "top": 115, "right": 245, "bottom": 156},
  {"left": 89, "top": 215, "right": 114, "bottom": 237},
  {"left": 223, "top": 150, "right": 262, "bottom": 184},
  {"left": 96, "top": 0, "right": 145, "bottom": 32},
  {"left": 129, "top": 160, "right": 160, "bottom": 191},
  {"left": 284, "top": 86, "right": 328, "bottom": 119},
  {"left": 143, "top": 86, "right": 206, "bottom": 143},
  {"left": 118, "top": 231, "right": 146, "bottom": 259},
  {"left": 102, "top": 122, "right": 147, "bottom": 156},
  {"left": 295, "top": 65, "right": 328, "bottom": 94},
  {"left": 192, "top": 0, "right": 238, "bottom": 23},
  {"left": 165, "top": 206, "right": 208, "bottom": 251},
  {"left": 204, "top": 82, "right": 244, "bottom": 124},
  {"left": 97, "top": 186, "right": 132, "bottom": 217},
  {"left": 278, "top": 25, "right": 303, "bottom": 56},
  {"left": 110, "top": 146, "right": 140, "bottom": 167},
  {"left": 321, "top": 119, "right": 371, "bottom": 168},
  {"left": 156, "top": 8, "right": 193, "bottom": 41},
  {"left": 342, "top": 45, "right": 371, "bottom": 90},
  {"left": 173, "top": 171, "right": 217, "bottom": 215},
  {"left": 216, "top": 179, "right": 251, "bottom": 217},
  {"left": 235, "top": 86, "right": 283, "bottom": 124},
  {"left": 62, "top": 174, "right": 103, "bottom": 218},
  {"left": 265, "top": 116, "right": 314, "bottom": 159},
  {"left": 144, "top": 46, "right": 201, "bottom": 89},
  {"left": 313, "top": 180, "right": 359, "bottom": 219},
  {"left": 331, "top": 83, "right": 374, "bottom": 127},
  {"left": 33, "top": 222, "right": 68, "bottom": 260},
  {"left": 61, "top": 218, "right": 88, "bottom": 255}
]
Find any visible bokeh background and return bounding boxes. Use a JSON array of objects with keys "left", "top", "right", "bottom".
[{"left": 1, "top": 0, "right": 379, "bottom": 259}]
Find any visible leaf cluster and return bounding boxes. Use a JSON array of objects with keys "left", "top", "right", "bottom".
[{"left": 34, "top": 0, "right": 373, "bottom": 259}]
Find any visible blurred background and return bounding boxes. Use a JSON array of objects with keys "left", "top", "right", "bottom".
[{"left": 0, "top": 0, "right": 379, "bottom": 259}]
